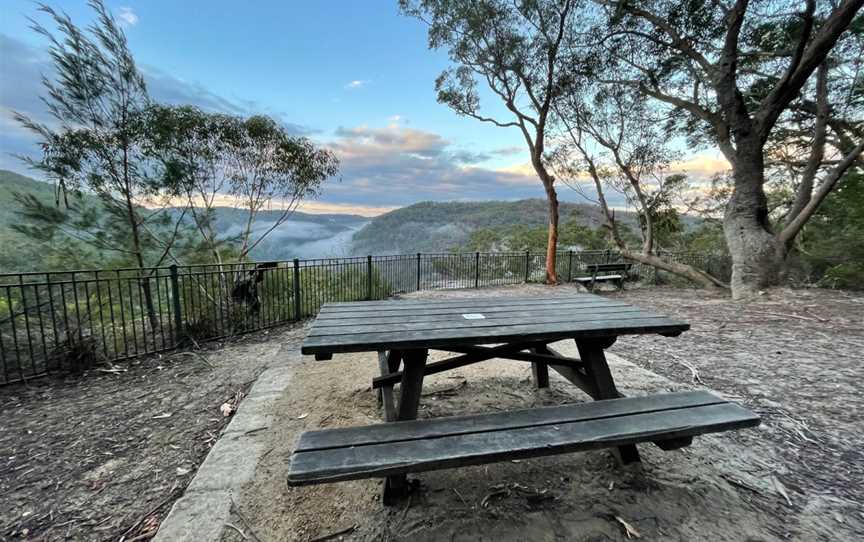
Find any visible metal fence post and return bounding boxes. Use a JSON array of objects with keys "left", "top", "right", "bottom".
[
  {"left": 416, "top": 253, "right": 421, "bottom": 291},
  {"left": 169, "top": 265, "right": 183, "bottom": 344},
  {"left": 568, "top": 250, "right": 573, "bottom": 282},
  {"left": 366, "top": 255, "right": 373, "bottom": 300},
  {"left": 524, "top": 251, "right": 530, "bottom": 283},
  {"left": 292, "top": 259, "right": 301, "bottom": 320},
  {"left": 474, "top": 252, "right": 480, "bottom": 288}
]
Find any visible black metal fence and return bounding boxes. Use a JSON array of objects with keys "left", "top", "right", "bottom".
[{"left": 0, "top": 250, "right": 729, "bottom": 384}]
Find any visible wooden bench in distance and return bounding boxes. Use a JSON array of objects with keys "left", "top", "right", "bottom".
[
  {"left": 574, "top": 263, "right": 633, "bottom": 291},
  {"left": 287, "top": 390, "right": 759, "bottom": 487}
]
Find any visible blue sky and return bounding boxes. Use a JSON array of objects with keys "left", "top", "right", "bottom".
[{"left": 0, "top": 1, "right": 723, "bottom": 215}]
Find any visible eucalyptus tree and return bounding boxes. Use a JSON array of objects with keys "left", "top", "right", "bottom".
[
  {"left": 400, "top": 0, "right": 580, "bottom": 283},
  {"left": 14, "top": 1, "right": 189, "bottom": 327},
  {"left": 225, "top": 116, "right": 339, "bottom": 261},
  {"left": 142, "top": 106, "right": 240, "bottom": 264},
  {"left": 592, "top": 0, "right": 864, "bottom": 298},
  {"left": 144, "top": 106, "right": 339, "bottom": 263},
  {"left": 555, "top": 84, "right": 728, "bottom": 287}
]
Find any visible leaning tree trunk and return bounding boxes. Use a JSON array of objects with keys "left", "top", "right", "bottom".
[
  {"left": 723, "top": 149, "right": 784, "bottom": 299},
  {"left": 619, "top": 249, "right": 726, "bottom": 289}
]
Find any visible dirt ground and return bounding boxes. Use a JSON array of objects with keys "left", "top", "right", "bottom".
[
  {"left": 226, "top": 284, "right": 864, "bottom": 542},
  {"left": 0, "top": 325, "right": 305, "bottom": 541}
]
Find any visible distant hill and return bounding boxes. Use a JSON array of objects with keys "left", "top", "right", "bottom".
[
  {"left": 350, "top": 200, "right": 640, "bottom": 254},
  {"left": 0, "top": 170, "right": 99, "bottom": 272},
  {"left": 0, "top": 170, "right": 81, "bottom": 225}
]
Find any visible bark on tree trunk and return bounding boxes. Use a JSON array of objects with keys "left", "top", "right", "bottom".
[
  {"left": 532, "top": 154, "right": 559, "bottom": 284},
  {"left": 545, "top": 185, "right": 559, "bottom": 284},
  {"left": 123, "top": 179, "right": 160, "bottom": 331},
  {"left": 723, "top": 149, "right": 784, "bottom": 299}
]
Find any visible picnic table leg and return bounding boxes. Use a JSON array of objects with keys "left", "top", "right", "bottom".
[
  {"left": 377, "top": 350, "right": 398, "bottom": 421},
  {"left": 575, "top": 338, "right": 641, "bottom": 465},
  {"left": 388, "top": 350, "right": 403, "bottom": 373},
  {"left": 377, "top": 350, "right": 403, "bottom": 409},
  {"left": 530, "top": 345, "right": 550, "bottom": 389},
  {"left": 383, "top": 348, "right": 428, "bottom": 505}
]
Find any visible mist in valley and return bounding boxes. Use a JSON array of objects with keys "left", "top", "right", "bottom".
[{"left": 221, "top": 217, "right": 369, "bottom": 260}]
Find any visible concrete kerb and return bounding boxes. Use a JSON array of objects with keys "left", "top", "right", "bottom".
[{"left": 153, "top": 357, "right": 295, "bottom": 541}]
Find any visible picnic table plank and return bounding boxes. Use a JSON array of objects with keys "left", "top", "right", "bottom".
[
  {"left": 318, "top": 301, "right": 611, "bottom": 315},
  {"left": 313, "top": 303, "right": 639, "bottom": 325},
  {"left": 294, "top": 390, "right": 724, "bottom": 452},
  {"left": 318, "top": 297, "right": 629, "bottom": 318},
  {"left": 316, "top": 301, "right": 630, "bottom": 318},
  {"left": 308, "top": 310, "right": 660, "bottom": 337},
  {"left": 302, "top": 315, "right": 687, "bottom": 354},
  {"left": 288, "top": 401, "right": 759, "bottom": 485}
]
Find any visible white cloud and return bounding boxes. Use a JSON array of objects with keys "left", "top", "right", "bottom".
[
  {"left": 388, "top": 114, "right": 403, "bottom": 123},
  {"left": 345, "top": 79, "right": 369, "bottom": 90},
  {"left": 669, "top": 153, "right": 731, "bottom": 180},
  {"left": 297, "top": 201, "right": 397, "bottom": 217},
  {"left": 317, "top": 123, "right": 551, "bottom": 207},
  {"left": 117, "top": 7, "right": 139, "bottom": 27}
]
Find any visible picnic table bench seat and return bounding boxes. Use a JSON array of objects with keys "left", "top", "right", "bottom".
[
  {"left": 287, "top": 390, "right": 759, "bottom": 486},
  {"left": 574, "top": 263, "right": 633, "bottom": 291}
]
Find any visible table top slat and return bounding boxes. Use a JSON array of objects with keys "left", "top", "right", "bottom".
[
  {"left": 315, "top": 300, "right": 632, "bottom": 320},
  {"left": 301, "top": 294, "right": 688, "bottom": 354},
  {"left": 311, "top": 304, "right": 644, "bottom": 327},
  {"left": 308, "top": 309, "right": 661, "bottom": 337}
]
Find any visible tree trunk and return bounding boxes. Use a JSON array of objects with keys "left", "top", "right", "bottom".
[
  {"left": 532, "top": 154, "right": 559, "bottom": 284},
  {"left": 723, "top": 148, "right": 784, "bottom": 299},
  {"left": 123, "top": 187, "right": 160, "bottom": 331},
  {"left": 620, "top": 249, "right": 726, "bottom": 289},
  {"left": 545, "top": 186, "right": 559, "bottom": 284}
]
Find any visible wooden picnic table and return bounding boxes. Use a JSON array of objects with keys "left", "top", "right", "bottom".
[{"left": 293, "top": 294, "right": 759, "bottom": 504}]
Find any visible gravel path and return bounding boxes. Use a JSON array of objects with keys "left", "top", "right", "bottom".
[{"left": 1, "top": 325, "right": 305, "bottom": 541}]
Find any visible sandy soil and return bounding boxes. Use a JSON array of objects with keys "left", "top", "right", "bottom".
[
  {"left": 0, "top": 325, "right": 305, "bottom": 541},
  {"left": 225, "top": 285, "right": 863, "bottom": 542}
]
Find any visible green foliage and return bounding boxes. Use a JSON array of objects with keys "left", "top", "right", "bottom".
[
  {"left": 298, "top": 265, "right": 388, "bottom": 316},
  {"left": 9, "top": 182, "right": 211, "bottom": 271},
  {"left": 641, "top": 174, "right": 686, "bottom": 249},
  {"left": 460, "top": 220, "right": 626, "bottom": 253},
  {"left": 0, "top": 170, "right": 102, "bottom": 271},
  {"left": 458, "top": 215, "right": 652, "bottom": 254},
  {"left": 800, "top": 172, "right": 864, "bottom": 290},
  {"left": 676, "top": 221, "right": 728, "bottom": 254},
  {"left": 14, "top": 0, "right": 187, "bottom": 277},
  {"left": 400, "top": 0, "right": 575, "bottom": 128}
]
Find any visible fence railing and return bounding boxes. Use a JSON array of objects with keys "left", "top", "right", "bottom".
[{"left": 0, "top": 249, "right": 730, "bottom": 384}]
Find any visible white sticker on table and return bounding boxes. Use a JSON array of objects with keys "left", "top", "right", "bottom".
[{"left": 462, "top": 313, "right": 485, "bottom": 320}]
